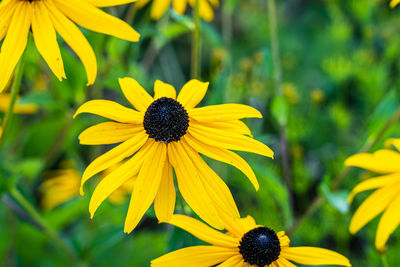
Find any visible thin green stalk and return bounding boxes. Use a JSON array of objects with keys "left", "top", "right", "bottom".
[
  {"left": 289, "top": 106, "right": 400, "bottom": 234},
  {"left": 0, "top": 61, "right": 24, "bottom": 152},
  {"left": 9, "top": 187, "right": 79, "bottom": 262},
  {"left": 191, "top": 0, "right": 201, "bottom": 79},
  {"left": 381, "top": 254, "right": 389, "bottom": 267}
]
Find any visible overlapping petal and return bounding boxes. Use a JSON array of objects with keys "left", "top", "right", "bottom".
[{"left": 154, "top": 163, "right": 176, "bottom": 221}]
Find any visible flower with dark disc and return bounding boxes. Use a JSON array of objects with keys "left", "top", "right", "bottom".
[
  {"left": 239, "top": 226, "right": 281, "bottom": 267},
  {"left": 143, "top": 97, "right": 189, "bottom": 143}
]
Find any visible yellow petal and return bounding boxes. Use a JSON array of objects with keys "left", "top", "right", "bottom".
[
  {"left": 281, "top": 247, "right": 351, "bottom": 266},
  {"left": 177, "top": 79, "right": 209, "bottom": 109},
  {"left": 184, "top": 134, "right": 259, "bottom": 190},
  {"left": 150, "top": 0, "right": 171, "bottom": 20},
  {"left": 189, "top": 123, "right": 274, "bottom": 158},
  {"left": 166, "top": 214, "right": 238, "bottom": 248},
  {"left": 390, "top": 0, "right": 400, "bottom": 8},
  {"left": 45, "top": 0, "right": 97, "bottom": 85},
  {"left": 151, "top": 246, "right": 237, "bottom": 267},
  {"left": 213, "top": 205, "right": 248, "bottom": 239},
  {"left": 135, "top": 0, "right": 151, "bottom": 9},
  {"left": 80, "top": 132, "right": 148, "bottom": 194},
  {"left": 31, "top": 2, "right": 66, "bottom": 81},
  {"left": 53, "top": 0, "right": 140, "bottom": 42},
  {"left": 78, "top": 122, "right": 144, "bottom": 145},
  {"left": 275, "top": 257, "right": 296, "bottom": 267},
  {"left": 0, "top": 94, "right": 38, "bottom": 114},
  {"left": 0, "top": 1, "right": 16, "bottom": 41},
  {"left": 375, "top": 194, "right": 400, "bottom": 252},
  {"left": 84, "top": 0, "right": 138, "bottom": 7},
  {"left": 118, "top": 77, "right": 154, "bottom": 112},
  {"left": 74, "top": 100, "right": 144, "bottom": 123},
  {"left": 234, "top": 216, "right": 257, "bottom": 235},
  {"left": 168, "top": 142, "right": 223, "bottom": 229},
  {"left": 154, "top": 163, "right": 176, "bottom": 222},
  {"left": 385, "top": 138, "right": 400, "bottom": 151},
  {"left": 193, "top": 120, "right": 253, "bottom": 137},
  {"left": 88, "top": 149, "right": 150, "bottom": 216},
  {"left": 124, "top": 142, "right": 167, "bottom": 233},
  {"left": 0, "top": 1, "right": 31, "bottom": 93},
  {"left": 215, "top": 255, "right": 244, "bottom": 267},
  {"left": 154, "top": 80, "right": 176, "bottom": 100},
  {"left": 172, "top": 0, "right": 187, "bottom": 14},
  {"left": 180, "top": 138, "right": 240, "bottom": 218},
  {"left": 348, "top": 173, "right": 400, "bottom": 203},
  {"left": 349, "top": 184, "right": 400, "bottom": 234},
  {"left": 345, "top": 150, "right": 400, "bottom": 174},
  {"left": 189, "top": 103, "right": 262, "bottom": 122},
  {"left": 277, "top": 231, "right": 290, "bottom": 248}
]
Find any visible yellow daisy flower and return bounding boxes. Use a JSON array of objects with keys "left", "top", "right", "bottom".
[
  {"left": 345, "top": 138, "right": 400, "bottom": 252},
  {"left": 40, "top": 168, "right": 81, "bottom": 211},
  {"left": 74, "top": 78, "right": 273, "bottom": 233},
  {"left": 0, "top": 0, "right": 140, "bottom": 92},
  {"left": 136, "top": 0, "right": 219, "bottom": 22},
  {"left": 151, "top": 212, "right": 351, "bottom": 266}
]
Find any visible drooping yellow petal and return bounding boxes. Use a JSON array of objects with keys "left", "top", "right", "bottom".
[
  {"left": 74, "top": 100, "right": 144, "bottom": 123},
  {"left": 172, "top": 0, "right": 187, "bottom": 14},
  {"left": 31, "top": 2, "right": 66, "bottom": 81},
  {"left": 45, "top": 0, "right": 97, "bottom": 85},
  {"left": 54, "top": 0, "right": 140, "bottom": 42},
  {"left": 154, "top": 80, "right": 176, "bottom": 100},
  {"left": 135, "top": 0, "right": 151, "bottom": 9},
  {"left": 345, "top": 150, "right": 400, "bottom": 174},
  {"left": 150, "top": 0, "right": 172, "bottom": 20},
  {"left": 184, "top": 134, "right": 259, "bottom": 190},
  {"left": 375, "top": 194, "right": 400, "bottom": 252},
  {"left": 80, "top": 132, "right": 148, "bottom": 194},
  {"left": 198, "top": 0, "right": 215, "bottom": 21},
  {"left": 348, "top": 173, "right": 400, "bottom": 203},
  {"left": 189, "top": 123, "right": 274, "bottom": 158},
  {"left": 390, "top": 0, "right": 400, "bottom": 8},
  {"left": 168, "top": 142, "right": 223, "bottom": 229},
  {"left": 349, "top": 184, "right": 400, "bottom": 234},
  {"left": 180, "top": 138, "right": 240, "bottom": 218},
  {"left": 124, "top": 142, "right": 167, "bottom": 233},
  {"left": 281, "top": 247, "right": 351, "bottom": 266},
  {"left": 78, "top": 122, "right": 144, "bottom": 145},
  {"left": 88, "top": 145, "right": 152, "bottom": 216},
  {"left": 84, "top": 0, "right": 138, "bottom": 7},
  {"left": 0, "top": 1, "right": 31, "bottom": 93},
  {"left": 0, "top": 1, "right": 16, "bottom": 41},
  {"left": 154, "top": 163, "right": 176, "bottom": 222},
  {"left": 177, "top": 80, "right": 209, "bottom": 109},
  {"left": 216, "top": 255, "right": 244, "bottom": 267},
  {"left": 213, "top": 206, "right": 247, "bottom": 239},
  {"left": 118, "top": 77, "right": 154, "bottom": 112},
  {"left": 166, "top": 215, "right": 238, "bottom": 248},
  {"left": 189, "top": 103, "right": 262, "bottom": 122},
  {"left": 151, "top": 246, "right": 237, "bottom": 267}
]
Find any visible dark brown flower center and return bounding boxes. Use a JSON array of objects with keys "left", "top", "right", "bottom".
[
  {"left": 143, "top": 97, "right": 189, "bottom": 143},
  {"left": 239, "top": 227, "right": 281, "bottom": 267}
]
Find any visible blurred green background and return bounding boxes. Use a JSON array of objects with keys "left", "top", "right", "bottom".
[{"left": 2, "top": 0, "right": 400, "bottom": 266}]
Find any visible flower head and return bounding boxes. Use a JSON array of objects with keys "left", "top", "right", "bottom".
[
  {"left": 345, "top": 138, "right": 400, "bottom": 252},
  {"left": 0, "top": 0, "right": 140, "bottom": 92},
  {"left": 151, "top": 211, "right": 351, "bottom": 266},
  {"left": 136, "top": 0, "right": 219, "bottom": 22},
  {"left": 74, "top": 78, "right": 273, "bottom": 233}
]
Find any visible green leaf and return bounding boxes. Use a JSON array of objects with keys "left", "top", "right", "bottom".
[{"left": 271, "top": 95, "right": 289, "bottom": 126}]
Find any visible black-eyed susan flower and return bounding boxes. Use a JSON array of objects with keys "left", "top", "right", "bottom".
[
  {"left": 345, "top": 138, "right": 400, "bottom": 252},
  {"left": 74, "top": 78, "right": 273, "bottom": 233},
  {"left": 0, "top": 0, "right": 140, "bottom": 92},
  {"left": 40, "top": 168, "right": 81, "bottom": 211},
  {"left": 151, "top": 211, "right": 351, "bottom": 266},
  {"left": 136, "top": 0, "right": 219, "bottom": 22}
]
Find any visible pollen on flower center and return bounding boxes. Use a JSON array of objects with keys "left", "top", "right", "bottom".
[
  {"left": 143, "top": 97, "right": 189, "bottom": 143},
  {"left": 239, "top": 227, "right": 281, "bottom": 267}
]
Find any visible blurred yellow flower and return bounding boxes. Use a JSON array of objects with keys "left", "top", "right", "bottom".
[
  {"left": 310, "top": 88, "right": 325, "bottom": 104},
  {"left": 0, "top": 0, "right": 140, "bottom": 92},
  {"left": 0, "top": 93, "right": 38, "bottom": 114},
  {"left": 40, "top": 169, "right": 81, "bottom": 211},
  {"left": 151, "top": 212, "right": 351, "bottom": 266},
  {"left": 136, "top": 0, "right": 219, "bottom": 21},
  {"left": 75, "top": 77, "right": 273, "bottom": 233},
  {"left": 345, "top": 138, "right": 400, "bottom": 252},
  {"left": 283, "top": 83, "right": 299, "bottom": 105},
  {"left": 390, "top": 0, "right": 400, "bottom": 8}
]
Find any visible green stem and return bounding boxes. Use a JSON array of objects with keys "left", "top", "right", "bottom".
[
  {"left": 0, "top": 61, "right": 24, "bottom": 152},
  {"left": 288, "top": 106, "right": 400, "bottom": 234},
  {"left": 191, "top": 0, "right": 201, "bottom": 79},
  {"left": 9, "top": 187, "right": 79, "bottom": 262},
  {"left": 381, "top": 254, "right": 389, "bottom": 267}
]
